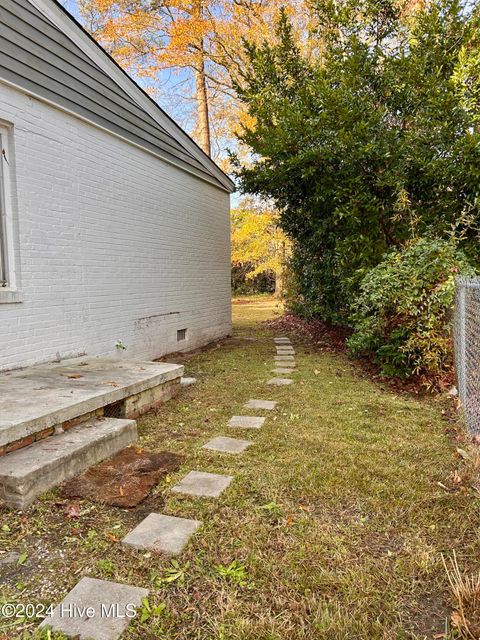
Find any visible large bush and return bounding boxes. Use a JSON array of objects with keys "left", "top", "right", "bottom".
[
  {"left": 347, "top": 239, "right": 475, "bottom": 378},
  {"left": 233, "top": 1, "right": 480, "bottom": 323}
]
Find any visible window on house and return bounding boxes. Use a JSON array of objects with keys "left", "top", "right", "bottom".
[
  {"left": 0, "top": 133, "right": 9, "bottom": 288},
  {"left": 0, "top": 123, "right": 21, "bottom": 302}
]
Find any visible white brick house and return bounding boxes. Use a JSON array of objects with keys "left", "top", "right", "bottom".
[{"left": 0, "top": 0, "right": 234, "bottom": 371}]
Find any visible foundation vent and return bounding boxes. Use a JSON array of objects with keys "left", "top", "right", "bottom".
[
  {"left": 177, "top": 328, "right": 187, "bottom": 342},
  {"left": 104, "top": 400, "right": 124, "bottom": 418}
]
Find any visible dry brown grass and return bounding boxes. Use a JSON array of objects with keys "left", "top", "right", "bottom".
[{"left": 444, "top": 552, "right": 480, "bottom": 639}]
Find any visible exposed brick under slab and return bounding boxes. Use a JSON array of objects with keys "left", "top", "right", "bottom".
[{"left": 0, "top": 379, "right": 180, "bottom": 457}]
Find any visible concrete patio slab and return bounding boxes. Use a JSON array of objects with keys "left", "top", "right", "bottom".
[
  {"left": 272, "top": 368, "right": 297, "bottom": 374},
  {"left": 228, "top": 415, "right": 265, "bottom": 429},
  {"left": 202, "top": 436, "right": 253, "bottom": 454},
  {"left": 267, "top": 378, "right": 294, "bottom": 386},
  {"left": 171, "top": 471, "right": 233, "bottom": 498},
  {"left": 39, "top": 577, "right": 148, "bottom": 640},
  {"left": 0, "top": 357, "right": 183, "bottom": 448},
  {"left": 243, "top": 399, "right": 277, "bottom": 410},
  {"left": 274, "top": 355, "right": 295, "bottom": 362},
  {"left": 122, "top": 513, "right": 201, "bottom": 555}
]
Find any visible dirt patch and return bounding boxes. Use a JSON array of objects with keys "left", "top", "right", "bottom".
[
  {"left": 155, "top": 336, "right": 233, "bottom": 365},
  {"left": 62, "top": 447, "right": 184, "bottom": 508}
]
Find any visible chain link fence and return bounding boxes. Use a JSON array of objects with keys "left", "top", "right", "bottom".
[{"left": 454, "top": 277, "right": 480, "bottom": 436}]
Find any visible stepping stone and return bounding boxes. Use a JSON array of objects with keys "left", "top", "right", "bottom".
[
  {"left": 274, "top": 355, "right": 295, "bottom": 362},
  {"left": 276, "top": 349, "right": 295, "bottom": 354},
  {"left": 0, "top": 551, "right": 21, "bottom": 565},
  {"left": 202, "top": 436, "right": 252, "bottom": 454},
  {"left": 272, "top": 368, "right": 297, "bottom": 374},
  {"left": 122, "top": 513, "right": 201, "bottom": 555},
  {"left": 267, "top": 377, "right": 293, "bottom": 386},
  {"left": 274, "top": 338, "right": 291, "bottom": 344},
  {"left": 273, "top": 360, "right": 296, "bottom": 367},
  {"left": 243, "top": 399, "right": 277, "bottom": 410},
  {"left": 171, "top": 471, "right": 233, "bottom": 498},
  {"left": 228, "top": 415, "right": 265, "bottom": 429},
  {"left": 40, "top": 577, "right": 148, "bottom": 640},
  {"left": 181, "top": 377, "right": 197, "bottom": 387}
]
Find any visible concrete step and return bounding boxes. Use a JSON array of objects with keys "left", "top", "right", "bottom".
[{"left": 0, "top": 417, "right": 137, "bottom": 509}]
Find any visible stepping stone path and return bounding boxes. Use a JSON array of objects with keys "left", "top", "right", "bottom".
[
  {"left": 41, "top": 334, "right": 292, "bottom": 639},
  {"left": 122, "top": 513, "right": 201, "bottom": 555},
  {"left": 271, "top": 336, "right": 295, "bottom": 384},
  {"left": 267, "top": 377, "right": 294, "bottom": 386},
  {"left": 40, "top": 577, "right": 148, "bottom": 640},
  {"left": 202, "top": 436, "right": 252, "bottom": 454},
  {"left": 243, "top": 399, "right": 277, "bottom": 410},
  {"left": 171, "top": 470, "right": 233, "bottom": 498},
  {"left": 228, "top": 415, "right": 265, "bottom": 429}
]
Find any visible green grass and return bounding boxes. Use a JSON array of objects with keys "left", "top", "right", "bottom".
[{"left": 2, "top": 297, "right": 480, "bottom": 639}]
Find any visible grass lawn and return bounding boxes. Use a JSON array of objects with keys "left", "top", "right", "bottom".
[{"left": 2, "top": 297, "right": 480, "bottom": 640}]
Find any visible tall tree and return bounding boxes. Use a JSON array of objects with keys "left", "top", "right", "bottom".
[{"left": 76, "top": 0, "right": 299, "bottom": 156}]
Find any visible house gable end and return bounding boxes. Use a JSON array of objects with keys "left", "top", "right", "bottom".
[{"left": 0, "top": 0, "right": 234, "bottom": 192}]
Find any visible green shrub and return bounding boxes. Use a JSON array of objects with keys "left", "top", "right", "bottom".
[{"left": 347, "top": 238, "right": 476, "bottom": 378}]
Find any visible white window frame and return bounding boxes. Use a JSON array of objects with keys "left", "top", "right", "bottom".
[{"left": 0, "top": 124, "right": 21, "bottom": 303}]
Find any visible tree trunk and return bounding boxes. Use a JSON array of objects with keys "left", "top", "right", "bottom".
[
  {"left": 192, "top": 0, "right": 211, "bottom": 156},
  {"left": 194, "top": 54, "right": 211, "bottom": 156},
  {"left": 274, "top": 268, "right": 283, "bottom": 298}
]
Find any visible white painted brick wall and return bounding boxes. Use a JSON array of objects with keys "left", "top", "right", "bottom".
[{"left": 0, "top": 81, "right": 232, "bottom": 371}]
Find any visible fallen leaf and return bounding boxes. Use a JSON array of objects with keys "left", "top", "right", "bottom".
[
  {"left": 65, "top": 373, "right": 83, "bottom": 379},
  {"left": 102, "top": 381, "right": 119, "bottom": 387},
  {"left": 437, "top": 481, "right": 451, "bottom": 492},
  {"left": 65, "top": 502, "right": 81, "bottom": 519}
]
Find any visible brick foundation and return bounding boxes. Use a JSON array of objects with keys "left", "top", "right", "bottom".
[
  {"left": 0, "top": 378, "right": 181, "bottom": 457},
  {"left": 123, "top": 379, "right": 181, "bottom": 419}
]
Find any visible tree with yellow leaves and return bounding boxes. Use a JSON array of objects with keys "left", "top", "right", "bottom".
[
  {"left": 231, "top": 201, "right": 289, "bottom": 297},
  {"left": 77, "top": 0, "right": 295, "bottom": 157}
]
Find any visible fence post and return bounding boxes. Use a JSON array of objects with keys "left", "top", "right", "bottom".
[{"left": 457, "top": 279, "right": 466, "bottom": 408}]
